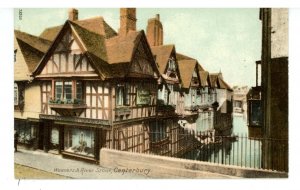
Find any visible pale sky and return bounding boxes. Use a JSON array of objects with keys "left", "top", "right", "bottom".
[{"left": 14, "top": 8, "right": 262, "bottom": 87}]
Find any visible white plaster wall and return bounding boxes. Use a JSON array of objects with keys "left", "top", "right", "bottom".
[
  {"left": 14, "top": 37, "right": 30, "bottom": 81},
  {"left": 271, "top": 8, "right": 288, "bottom": 58},
  {"left": 14, "top": 82, "right": 41, "bottom": 119}
]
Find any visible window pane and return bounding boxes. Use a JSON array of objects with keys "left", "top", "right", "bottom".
[
  {"left": 76, "top": 81, "right": 83, "bottom": 100},
  {"left": 55, "top": 81, "right": 63, "bottom": 100},
  {"left": 116, "top": 86, "right": 124, "bottom": 106},
  {"left": 64, "top": 127, "right": 95, "bottom": 157},
  {"left": 124, "top": 84, "right": 130, "bottom": 105},
  {"left": 14, "top": 83, "right": 18, "bottom": 105},
  {"left": 64, "top": 81, "right": 72, "bottom": 101}
]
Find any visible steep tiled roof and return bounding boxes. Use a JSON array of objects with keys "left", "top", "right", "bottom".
[
  {"left": 151, "top": 45, "right": 175, "bottom": 74},
  {"left": 219, "top": 77, "right": 233, "bottom": 91},
  {"left": 209, "top": 74, "right": 219, "bottom": 88},
  {"left": 199, "top": 71, "right": 210, "bottom": 87},
  {"left": 40, "top": 17, "right": 117, "bottom": 41},
  {"left": 70, "top": 21, "right": 107, "bottom": 61},
  {"left": 176, "top": 53, "right": 194, "bottom": 61},
  {"left": 15, "top": 30, "right": 51, "bottom": 53},
  {"left": 209, "top": 73, "right": 232, "bottom": 91},
  {"left": 34, "top": 20, "right": 155, "bottom": 80},
  {"left": 15, "top": 30, "right": 51, "bottom": 73},
  {"left": 106, "top": 31, "right": 142, "bottom": 64},
  {"left": 177, "top": 59, "right": 198, "bottom": 89}
]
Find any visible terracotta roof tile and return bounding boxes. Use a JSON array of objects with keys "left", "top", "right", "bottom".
[
  {"left": 176, "top": 53, "right": 194, "bottom": 61},
  {"left": 218, "top": 77, "right": 233, "bottom": 91},
  {"left": 199, "top": 71, "right": 209, "bottom": 87},
  {"left": 15, "top": 30, "right": 51, "bottom": 53},
  {"left": 16, "top": 39, "right": 45, "bottom": 73},
  {"left": 105, "top": 31, "right": 142, "bottom": 64},
  {"left": 70, "top": 21, "right": 107, "bottom": 61},
  {"left": 151, "top": 45, "right": 175, "bottom": 74},
  {"left": 15, "top": 30, "right": 52, "bottom": 73},
  {"left": 209, "top": 74, "right": 219, "bottom": 88},
  {"left": 40, "top": 17, "right": 117, "bottom": 41},
  {"left": 178, "top": 59, "right": 198, "bottom": 89}
]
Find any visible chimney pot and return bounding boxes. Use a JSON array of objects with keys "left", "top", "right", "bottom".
[
  {"left": 119, "top": 8, "right": 137, "bottom": 36},
  {"left": 156, "top": 14, "right": 160, "bottom": 21},
  {"left": 146, "top": 14, "right": 163, "bottom": 46},
  {"left": 68, "top": 8, "right": 78, "bottom": 21}
]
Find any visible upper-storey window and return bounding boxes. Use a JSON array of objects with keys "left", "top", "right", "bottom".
[
  {"left": 116, "top": 83, "right": 130, "bottom": 107},
  {"left": 14, "top": 49, "right": 17, "bottom": 63},
  {"left": 14, "top": 83, "right": 18, "bottom": 105},
  {"left": 54, "top": 80, "right": 83, "bottom": 103},
  {"left": 191, "top": 71, "right": 199, "bottom": 85},
  {"left": 168, "top": 58, "right": 176, "bottom": 72}
]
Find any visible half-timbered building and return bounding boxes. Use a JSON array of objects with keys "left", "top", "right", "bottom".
[
  {"left": 210, "top": 73, "right": 233, "bottom": 135},
  {"left": 15, "top": 8, "right": 161, "bottom": 162}
]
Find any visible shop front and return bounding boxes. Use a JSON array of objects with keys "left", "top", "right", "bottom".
[
  {"left": 41, "top": 120, "right": 101, "bottom": 162},
  {"left": 14, "top": 118, "right": 39, "bottom": 149}
]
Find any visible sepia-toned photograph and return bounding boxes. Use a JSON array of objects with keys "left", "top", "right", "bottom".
[{"left": 13, "top": 8, "right": 288, "bottom": 179}]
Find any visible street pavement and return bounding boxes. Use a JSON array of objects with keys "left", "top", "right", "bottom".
[
  {"left": 14, "top": 149, "right": 237, "bottom": 179},
  {"left": 14, "top": 149, "right": 148, "bottom": 179}
]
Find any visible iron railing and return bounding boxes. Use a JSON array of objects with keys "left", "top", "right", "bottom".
[{"left": 108, "top": 128, "right": 288, "bottom": 172}]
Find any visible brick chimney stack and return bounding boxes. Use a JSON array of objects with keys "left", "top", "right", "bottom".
[
  {"left": 146, "top": 14, "right": 163, "bottom": 46},
  {"left": 68, "top": 8, "right": 78, "bottom": 21},
  {"left": 119, "top": 8, "right": 137, "bottom": 36}
]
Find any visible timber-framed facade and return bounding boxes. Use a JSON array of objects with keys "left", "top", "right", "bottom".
[{"left": 14, "top": 8, "right": 233, "bottom": 163}]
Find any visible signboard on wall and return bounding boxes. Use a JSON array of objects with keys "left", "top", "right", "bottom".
[{"left": 137, "top": 88, "right": 151, "bottom": 105}]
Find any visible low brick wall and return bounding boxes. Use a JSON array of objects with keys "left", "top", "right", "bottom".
[{"left": 100, "top": 148, "right": 288, "bottom": 178}]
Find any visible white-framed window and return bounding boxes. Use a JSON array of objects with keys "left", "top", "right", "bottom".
[
  {"left": 168, "top": 57, "right": 176, "bottom": 71},
  {"left": 14, "top": 83, "right": 18, "bottom": 105},
  {"left": 116, "top": 83, "right": 130, "bottom": 107}
]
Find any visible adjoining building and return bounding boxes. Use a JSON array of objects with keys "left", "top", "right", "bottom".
[
  {"left": 247, "top": 8, "right": 288, "bottom": 171},
  {"left": 232, "top": 86, "right": 249, "bottom": 115}
]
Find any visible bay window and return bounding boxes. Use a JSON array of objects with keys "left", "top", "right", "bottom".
[{"left": 53, "top": 80, "right": 83, "bottom": 103}]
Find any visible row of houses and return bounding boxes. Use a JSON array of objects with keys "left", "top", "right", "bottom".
[{"left": 14, "top": 8, "right": 233, "bottom": 162}]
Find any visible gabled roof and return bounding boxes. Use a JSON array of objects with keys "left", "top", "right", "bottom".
[
  {"left": 209, "top": 74, "right": 219, "bottom": 88},
  {"left": 199, "top": 71, "right": 210, "bottom": 87},
  {"left": 70, "top": 21, "right": 107, "bottom": 61},
  {"left": 151, "top": 45, "right": 175, "bottom": 74},
  {"left": 106, "top": 31, "right": 142, "bottom": 64},
  {"left": 177, "top": 59, "right": 198, "bottom": 89},
  {"left": 15, "top": 30, "right": 51, "bottom": 53},
  {"left": 176, "top": 53, "right": 205, "bottom": 71},
  {"left": 218, "top": 77, "right": 233, "bottom": 91},
  {"left": 40, "top": 17, "right": 117, "bottom": 41},
  {"left": 209, "top": 73, "right": 232, "bottom": 91},
  {"left": 176, "top": 53, "right": 194, "bottom": 61},
  {"left": 34, "top": 20, "right": 157, "bottom": 80},
  {"left": 15, "top": 30, "right": 51, "bottom": 73}
]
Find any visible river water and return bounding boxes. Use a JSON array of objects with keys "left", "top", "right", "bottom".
[{"left": 183, "top": 113, "right": 262, "bottom": 169}]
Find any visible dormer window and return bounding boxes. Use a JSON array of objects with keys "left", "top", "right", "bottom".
[
  {"left": 166, "top": 57, "right": 178, "bottom": 79},
  {"left": 192, "top": 71, "right": 199, "bottom": 85},
  {"left": 168, "top": 58, "right": 176, "bottom": 72}
]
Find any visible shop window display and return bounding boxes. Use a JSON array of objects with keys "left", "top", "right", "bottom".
[
  {"left": 64, "top": 127, "right": 95, "bottom": 157},
  {"left": 14, "top": 119, "right": 37, "bottom": 145},
  {"left": 50, "top": 127, "right": 59, "bottom": 150}
]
